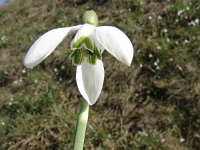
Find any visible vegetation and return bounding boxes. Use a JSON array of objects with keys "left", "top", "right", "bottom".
[{"left": 0, "top": 0, "right": 200, "bottom": 149}]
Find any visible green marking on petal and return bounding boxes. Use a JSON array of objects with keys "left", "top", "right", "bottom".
[
  {"left": 70, "top": 36, "right": 102, "bottom": 65},
  {"left": 70, "top": 49, "right": 86, "bottom": 65},
  {"left": 70, "top": 48, "right": 102, "bottom": 66},
  {"left": 73, "top": 36, "right": 93, "bottom": 52},
  {"left": 87, "top": 51, "right": 97, "bottom": 64},
  {"left": 94, "top": 47, "right": 102, "bottom": 59}
]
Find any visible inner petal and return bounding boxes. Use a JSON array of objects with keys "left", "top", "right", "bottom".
[{"left": 70, "top": 24, "right": 96, "bottom": 51}]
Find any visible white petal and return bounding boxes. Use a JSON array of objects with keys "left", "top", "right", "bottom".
[
  {"left": 95, "top": 26, "right": 134, "bottom": 66},
  {"left": 70, "top": 24, "right": 95, "bottom": 50},
  {"left": 23, "top": 25, "right": 82, "bottom": 68},
  {"left": 76, "top": 60, "right": 104, "bottom": 105}
]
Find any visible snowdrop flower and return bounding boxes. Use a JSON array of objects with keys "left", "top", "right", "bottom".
[
  {"left": 1, "top": 122, "right": 5, "bottom": 126},
  {"left": 177, "top": 10, "right": 183, "bottom": 16},
  {"left": 157, "top": 15, "right": 162, "bottom": 20},
  {"left": 186, "top": 6, "right": 190, "bottom": 11},
  {"left": 163, "top": 28, "right": 168, "bottom": 33},
  {"left": 148, "top": 53, "right": 153, "bottom": 58},
  {"left": 180, "top": 138, "right": 185, "bottom": 143},
  {"left": 195, "top": 18, "right": 199, "bottom": 24},
  {"left": 184, "top": 39, "right": 189, "bottom": 44},
  {"left": 23, "top": 10, "right": 134, "bottom": 105},
  {"left": 148, "top": 16, "right": 152, "bottom": 20}
]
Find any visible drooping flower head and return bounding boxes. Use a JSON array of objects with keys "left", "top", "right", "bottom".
[{"left": 24, "top": 10, "right": 134, "bottom": 105}]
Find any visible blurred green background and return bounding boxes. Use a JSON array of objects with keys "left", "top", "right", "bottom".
[{"left": 0, "top": 0, "right": 200, "bottom": 149}]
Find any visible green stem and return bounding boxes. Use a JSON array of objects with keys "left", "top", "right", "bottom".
[{"left": 73, "top": 100, "right": 89, "bottom": 150}]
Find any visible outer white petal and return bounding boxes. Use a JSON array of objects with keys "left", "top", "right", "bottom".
[
  {"left": 95, "top": 26, "right": 134, "bottom": 66},
  {"left": 23, "top": 25, "right": 82, "bottom": 68},
  {"left": 76, "top": 60, "right": 104, "bottom": 105}
]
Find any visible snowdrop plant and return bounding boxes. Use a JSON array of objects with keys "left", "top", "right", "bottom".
[{"left": 23, "top": 10, "right": 133, "bottom": 150}]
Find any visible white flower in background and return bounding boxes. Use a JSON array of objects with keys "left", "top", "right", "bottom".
[
  {"left": 163, "top": 28, "right": 168, "bottom": 33},
  {"left": 195, "top": 18, "right": 199, "bottom": 24},
  {"left": 186, "top": 7, "right": 190, "bottom": 11},
  {"left": 23, "top": 10, "right": 134, "bottom": 105},
  {"left": 157, "top": 15, "right": 162, "bottom": 20},
  {"left": 148, "top": 16, "right": 152, "bottom": 20}
]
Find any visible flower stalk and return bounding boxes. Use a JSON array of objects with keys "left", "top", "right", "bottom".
[{"left": 73, "top": 99, "right": 89, "bottom": 150}]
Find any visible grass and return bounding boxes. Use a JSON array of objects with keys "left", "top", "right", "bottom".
[{"left": 0, "top": 0, "right": 200, "bottom": 149}]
